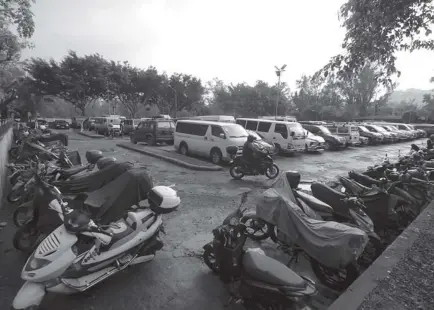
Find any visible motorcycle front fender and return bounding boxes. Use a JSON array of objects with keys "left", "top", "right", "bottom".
[{"left": 12, "top": 281, "right": 46, "bottom": 309}]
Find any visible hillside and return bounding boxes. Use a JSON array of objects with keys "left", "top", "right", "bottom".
[{"left": 388, "top": 88, "right": 432, "bottom": 106}]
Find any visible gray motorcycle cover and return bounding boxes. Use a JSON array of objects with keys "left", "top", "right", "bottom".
[
  {"left": 84, "top": 167, "right": 154, "bottom": 225},
  {"left": 52, "top": 161, "right": 134, "bottom": 195},
  {"left": 256, "top": 174, "right": 368, "bottom": 269}
]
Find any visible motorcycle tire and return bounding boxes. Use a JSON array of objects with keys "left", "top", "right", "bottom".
[
  {"left": 8, "top": 147, "right": 19, "bottom": 160},
  {"left": 229, "top": 164, "right": 245, "bottom": 180},
  {"left": 265, "top": 164, "right": 280, "bottom": 179},
  {"left": 13, "top": 203, "right": 33, "bottom": 227},
  {"left": 13, "top": 224, "right": 57, "bottom": 254},
  {"left": 240, "top": 215, "right": 272, "bottom": 241},
  {"left": 357, "top": 236, "right": 384, "bottom": 268},
  {"left": 310, "top": 260, "right": 359, "bottom": 291},
  {"left": 203, "top": 245, "right": 219, "bottom": 273}
]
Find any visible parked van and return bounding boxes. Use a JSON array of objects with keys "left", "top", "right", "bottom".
[
  {"left": 123, "top": 119, "right": 141, "bottom": 135},
  {"left": 236, "top": 118, "right": 306, "bottom": 154},
  {"left": 189, "top": 115, "right": 235, "bottom": 123},
  {"left": 130, "top": 118, "right": 175, "bottom": 145},
  {"left": 325, "top": 123, "right": 361, "bottom": 146},
  {"left": 174, "top": 120, "right": 248, "bottom": 164},
  {"left": 94, "top": 116, "right": 122, "bottom": 136}
]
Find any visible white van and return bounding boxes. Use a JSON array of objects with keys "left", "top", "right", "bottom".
[
  {"left": 236, "top": 118, "right": 306, "bottom": 154},
  {"left": 174, "top": 120, "right": 248, "bottom": 164},
  {"left": 325, "top": 123, "right": 361, "bottom": 146},
  {"left": 189, "top": 115, "right": 235, "bottom": 123}
]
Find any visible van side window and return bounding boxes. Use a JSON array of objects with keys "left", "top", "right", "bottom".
[
  {"left": 257, "top": 122, "right": 271, "bottom": 132},
  {"left": 309, "top": 126, "right": 319, "bottom": 134},
  {"left": 236, "top": 119, "right": 246, "bottom": 127},
  {"left": 339, "top": 127, "right": 349, "bottom": 133},
  {"left": 137, "top": 122, "right": 144, "bottom": 129},
  {"left": 246, "top": 121, "right": 258, "bottom": 130},
  {"left": 274, "top": 124, "right": 288, "bottom": 138},
  {"left": 211, "top": 125, "right": 225, "bottom": 137},
  {"left": 176, "top": 122, "right": 208, "bottom": 136}
]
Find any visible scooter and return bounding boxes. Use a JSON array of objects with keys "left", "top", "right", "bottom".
[
  {"left": 11, "top": 175, "right": 180, "bottom": 310},
  {"left": 202, "top": 192, "right": 317, "bottom": 309}
]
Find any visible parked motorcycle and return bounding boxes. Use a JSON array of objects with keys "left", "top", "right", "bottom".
[
  {"left": 203, "top": 192, "right": 317, "bottom": 309},
  {"left": 238, "top": 177, "right": 368, "bottom": 291},
  {"left": 227, "top": 145, "right": 279, "bottom": 180},
  {"left": 11, "top": 174, "right": 180, "bottom": 310}
]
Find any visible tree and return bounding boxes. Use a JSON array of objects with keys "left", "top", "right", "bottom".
[
  {"left": 27, "top": 51, "right": 109, "bottom": 115},
  {"left": 322, "top": 0, "right": 434, "bottom": 83}
]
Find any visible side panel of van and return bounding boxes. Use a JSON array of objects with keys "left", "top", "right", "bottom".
[{"left": 174, "top": 122, "right": 209, "bottom": 156}]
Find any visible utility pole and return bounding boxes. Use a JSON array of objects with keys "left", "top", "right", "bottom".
[{"left": 274, "top": 65, "right": 287, "bottom": 119}]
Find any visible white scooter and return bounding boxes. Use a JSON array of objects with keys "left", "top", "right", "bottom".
[{"left": 11, "top": 177, "right": 180, "bottom": 310}]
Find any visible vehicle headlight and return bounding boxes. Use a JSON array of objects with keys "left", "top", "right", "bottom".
[{"left": 25, "top": 252, "right": 51, "bottom": 271}]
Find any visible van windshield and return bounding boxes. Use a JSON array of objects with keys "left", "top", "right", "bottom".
[
  {"left": 157, "top": 121, "right": 173, "bottom": 128},
  {"left": 109, "top": 119, "right": 121, "bottom": 125},
  {"left": 318, "top": 126, "right": 331, "bottom": 135},
  {"left": 224, "top": 125, "right": 248, "bottom": 138},
  {"left": 287, "top": 122, "right": 305, "bottom": 134}
]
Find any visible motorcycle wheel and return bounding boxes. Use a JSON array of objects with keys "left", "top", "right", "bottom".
[
  {"left": 8, "top": 147, "right": 19, "bottom": 160},
  {"left": 265, "top": 164, "right": 279, "bottom": 179},
  {"left": 310, "top": 260, "right": 359, "bottom": 291},
  {"left": 230, "top": 164, "right": 245, "bottom": 180},
  {"left": 7, "top": 189, "right": 22, "bottom": 203},
  {"left": 240, "top": 215, "right": 272, "bottom": 241},
  {"left": 203, "top": 245, "right": 219, "bottom": 273},
  {"left": 13, "top": 204, "right": 33, "bottom": 227},
  {"left": 357, "top": 236, "right": 383, "bottom": 268},
  {"left": 13, "top": 224, "right": 57, "bottom": 254}
]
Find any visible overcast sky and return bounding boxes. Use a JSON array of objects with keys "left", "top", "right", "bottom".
[{"left": 22, "top": 0, "right": 434, "bottom": 91}]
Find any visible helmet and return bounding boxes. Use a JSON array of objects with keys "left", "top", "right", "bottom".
[
  {"left": 247, "top": 135, "right": 256, "bottom": 143},
  {"left": 430, "top": 134, "right": 434, "bottom": 140}
]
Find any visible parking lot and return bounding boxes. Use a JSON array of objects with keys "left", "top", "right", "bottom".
[{"left": 0, "top": 130, "right": 427, "bottom": 310}]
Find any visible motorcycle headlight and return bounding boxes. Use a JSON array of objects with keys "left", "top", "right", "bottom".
[{"left": 25, "top": 252, "right": 51, "bottom": 271}]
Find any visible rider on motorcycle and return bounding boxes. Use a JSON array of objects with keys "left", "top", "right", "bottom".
[{"left": 243, "top": 135, "right": 261, "bottom": 172}]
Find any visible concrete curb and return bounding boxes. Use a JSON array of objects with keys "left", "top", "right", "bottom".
[
  {"left": 75, "top": 130, "right": 104, "bottom": 139},
  {"left": 117, "top": 143, "right": 223, "bottom": 171},
  {"left": 328, "top": 200, "right": 434, "bottom": 310}
]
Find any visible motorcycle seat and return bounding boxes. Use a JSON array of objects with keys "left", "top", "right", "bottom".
[
  {"left": 242, "top": 251, "right": 307, "bottom": 289},
  {"left": 101, "top": 219, "right": 135, "bottom": 250},
  {"left": 295, "top": 190, "right": 333, "bottom": 214},
  {"left": 59, "top": 165, "right": 87, "bottom": 179},
  {"left": 349, "top": 171, "right": 380, "bottom": 186}
]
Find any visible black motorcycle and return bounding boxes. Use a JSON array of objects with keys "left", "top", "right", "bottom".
[
  {"left": 203, "top": 193, "right": 317, "bottom": 309},
  {"left": 227, "top": 145, "right": 279, "bottom": 180}
]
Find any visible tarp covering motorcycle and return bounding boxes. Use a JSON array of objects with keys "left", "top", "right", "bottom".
[
  {"left": 53, "top": 162, "right": 134, "bottom": 195},
  {"left": 38, "top": 133, "right": 69, "bottom": 146},
  {"left": 84, "top": 167, "right": 154, "bottom": 225},
  {"left": 255, "top": 174, "right": 368, "bottom": 269}
]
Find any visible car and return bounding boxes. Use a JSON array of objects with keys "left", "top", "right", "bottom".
[
  {"left": 304, "top": 129, "right": 325, "bottom": 152},
  {"left": 301, "top": 124, "right": 346, "bottom": 150},
  {"left": 54, "top": 120, "right": 70, "bottom": 129},
  {"left": 364, "top": 124, "right": 394, "bottom": 143},
  {"left": 359, "top": 136, "right": 370, "bottom": 146},
  {"left": 357, "top": 125, "right": 384, "bottom": 144},
  {"left": 380, "top": 125, "right": 407, "bottom": 141}
]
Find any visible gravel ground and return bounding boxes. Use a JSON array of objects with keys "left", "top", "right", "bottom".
[
  {"left": 358, "top": 227, "right": 434, "bottom": 310},
  {"left": 0, "top": 131, "right": 428, "bottom": 310}
]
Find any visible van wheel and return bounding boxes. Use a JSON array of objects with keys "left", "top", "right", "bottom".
[
  {"left": 179, "top": 142, "right": 188, "bottom": 155},
  {"left": 274, "top": 144, "right": 281, "bottom": 155},
  {"left": 210, "top": 148, "right": 222, "bottom": 165}
]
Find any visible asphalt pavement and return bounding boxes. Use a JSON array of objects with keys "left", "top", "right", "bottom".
[{"left": 0, "top": 131, "right": 427, "bottom": 310}]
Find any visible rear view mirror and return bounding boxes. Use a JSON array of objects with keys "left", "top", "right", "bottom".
[{"left": 290, "top": 131, "right": 295, "bottom": 137}]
